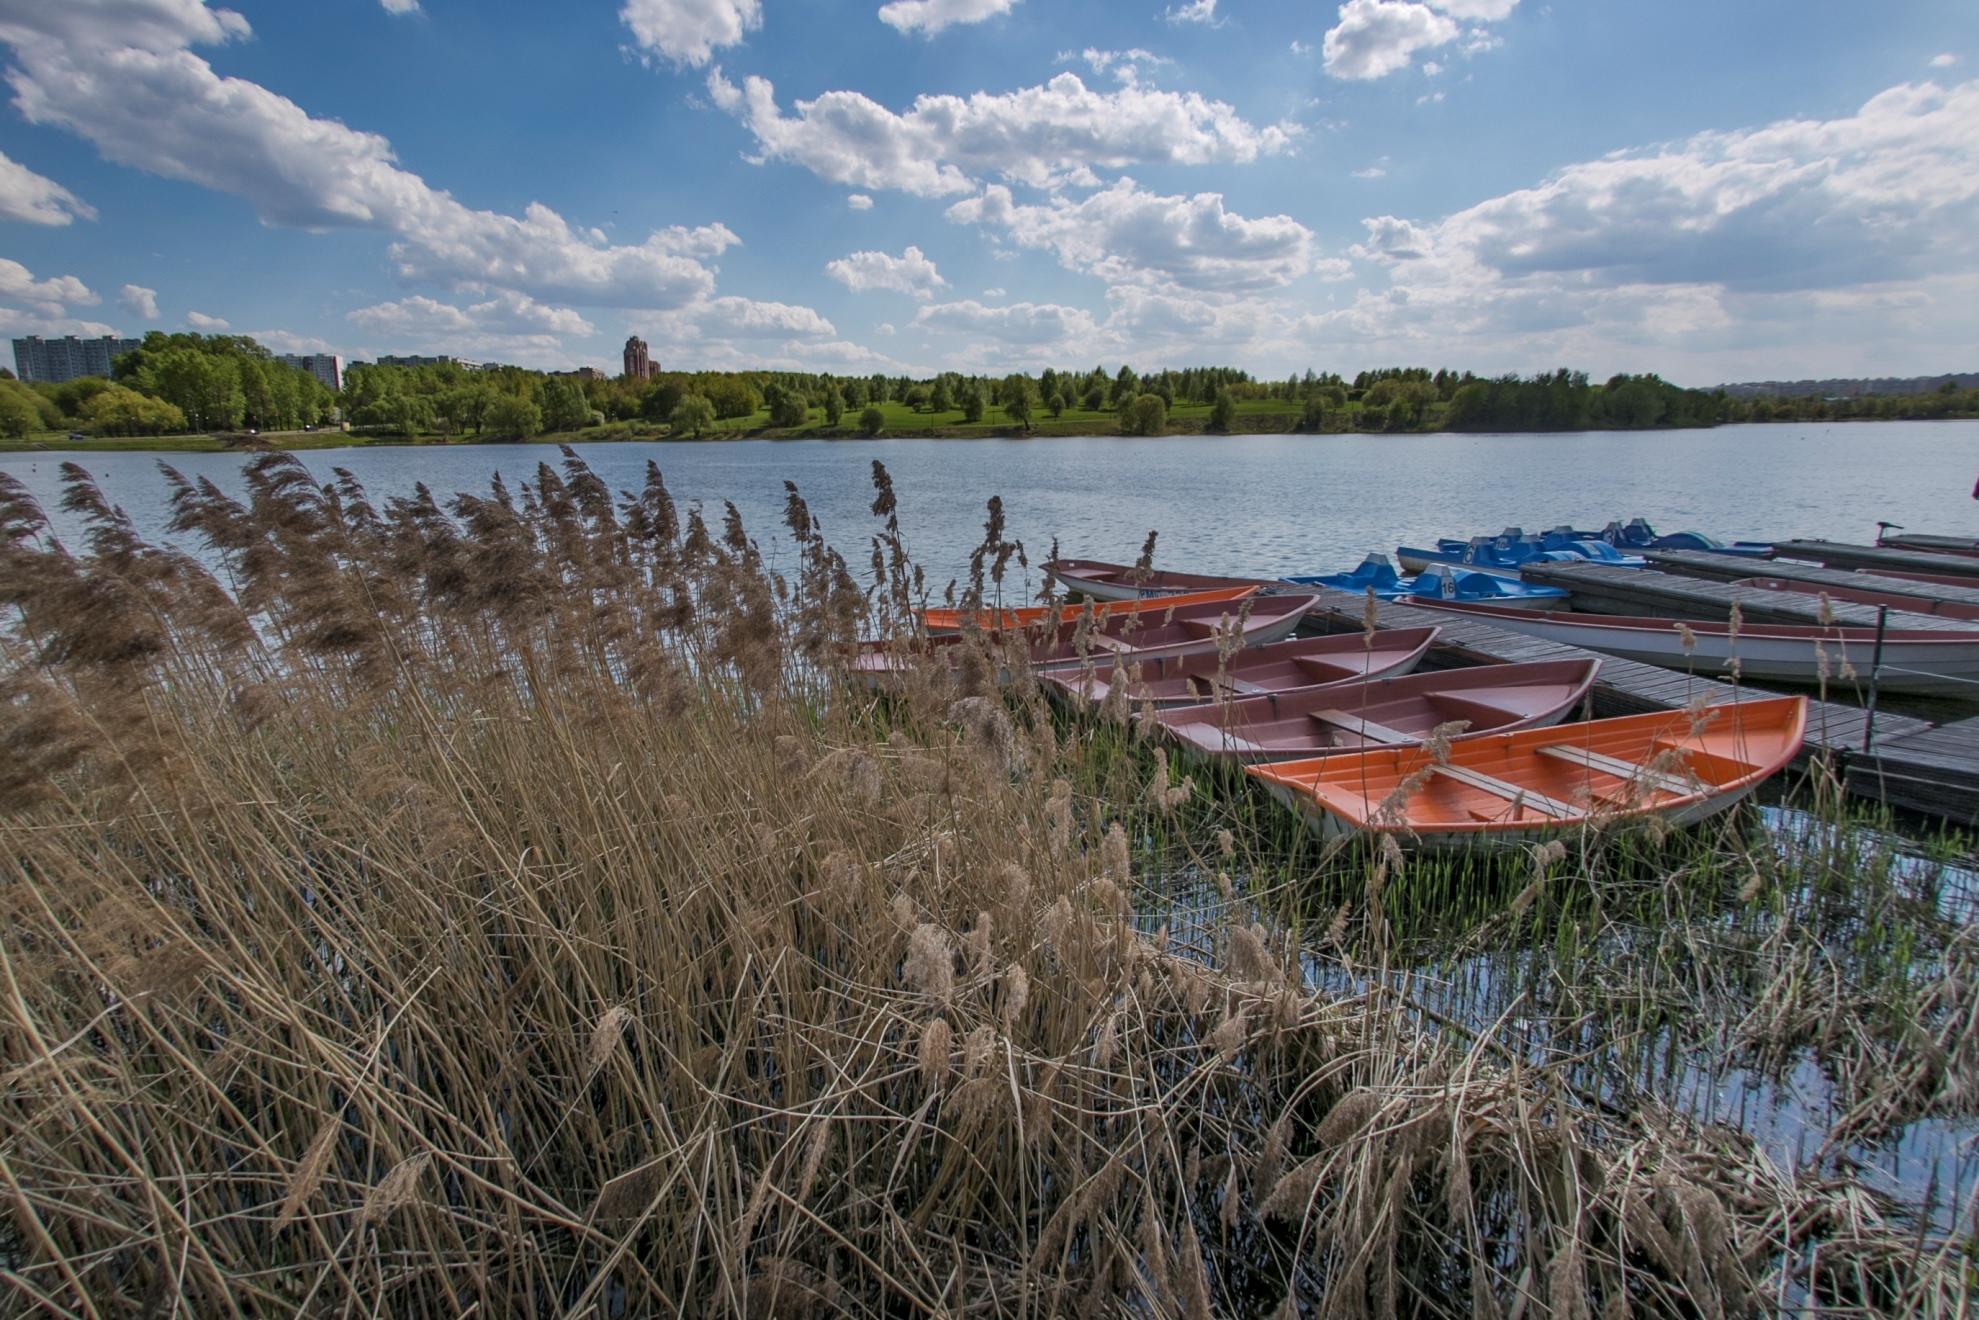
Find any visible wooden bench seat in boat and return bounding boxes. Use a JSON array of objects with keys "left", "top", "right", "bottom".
[
  {"left": 1430, "top": 764, "right": 1578, "bottom": 820},
  {"left": 1307, "top": 709, "right": 1417, "bottom": 746},
  {"left": 1534, "top": 744, "right": 1696, "bottom": 798},
  {"left": 1166, "top": 723, "right": 1270, "bottom": 756}
]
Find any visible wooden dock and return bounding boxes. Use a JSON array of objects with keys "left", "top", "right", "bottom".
[
  {"left": 1515, "top": 561, "right": 1970, "bottom": 630},
  {"left": 1295, "top": 588, "right": 1928, "bottom": 768},
  {"left": 1845, "top": 715, "right": 1979, "bottom": 827},
  {"left": 1643, "top": 548, "right": 1979, "bottom": 610},
  {"left": 1769, "top": 539, "right": 1979, "bottom": 580}
]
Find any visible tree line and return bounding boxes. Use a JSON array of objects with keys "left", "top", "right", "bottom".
[{"left": 6, "top": 335, "right": 1975, "bottom": 442}]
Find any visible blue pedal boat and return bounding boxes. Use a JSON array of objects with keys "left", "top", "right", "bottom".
[
  {"left": 1599, "top": 518, "right": 1773, "bottom": 559},
  {"left": 1284, "top": 555, "right": 1571, "bottom": 610},
  {"left": 1394, "top": 533, "right": 1588, "bottom": 578}
]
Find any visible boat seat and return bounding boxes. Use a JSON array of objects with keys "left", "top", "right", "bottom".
[
  {"left": 1307, "top": 709, "right": 1417, "bottom": 746},
  {"left": 1169, "top": 722, "right": 1269, "bottom": 756},
  {"left": 1425, "top": 691, "right": 1531, "bottom": 727},
  {"left": 1428, "top": 764, "right": 1577, "bottom": 818},
  {"left": 1210, "top": 675, "right": 1274, "bottom": 697},
  {"left": 1535, "top": 744, "right": 1695, "bottom": 797},
  {"left": 1291, "top": 654, "right": 1353, "bottom": 680},
  {"left": 1178, "top": 618, "right": 1232, "bottom": 640}
]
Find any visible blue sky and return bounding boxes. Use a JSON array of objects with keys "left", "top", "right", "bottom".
[{"left": 0, "top": 0, "right": 1973, "bottom": 383}]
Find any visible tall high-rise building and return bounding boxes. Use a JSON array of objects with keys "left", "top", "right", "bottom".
[
  {"left": 623, "top": 335, "right": 654, "bottom": 380},
  {"left": 277, "top": 352, "right": 342, "bottom": 392},
  {"left": 11, "top": 335, "right": 145, "bottom": 384}
]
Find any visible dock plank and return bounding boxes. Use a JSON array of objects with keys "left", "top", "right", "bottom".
[
  {"left": 1515, "top": 562, "right": 1971, "bottom": 631},
  {"left": 1646, "top": 549, "right": 1979, "bottom": 609},
  {"left": 1769, "top": 539, "right": 1979, "bottom": 580}
]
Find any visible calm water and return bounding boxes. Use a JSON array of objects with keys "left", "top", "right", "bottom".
[{"left": 6, "top": 421, "right": 1978, "bottom": 589}]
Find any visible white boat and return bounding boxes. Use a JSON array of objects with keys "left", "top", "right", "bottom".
[{"left": 1407, "top": 599, "right": 1979, "bottom": 697}]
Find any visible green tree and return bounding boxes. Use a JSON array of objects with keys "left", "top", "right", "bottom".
[
  {"left": 765, "top": 383, "right": 808, "bottom": 428},
  {"left": 79, "top": 384, "right": 188, "bottom": 436},
  {"left": 860, "top": 405, "right": 885, "bottom": 436},
  {"left": 0, "top": 380, "right": 42, "bottom": 438},
  {"left": 822, "top": 386, "right": 845, "bottom": 426},
  {"left": 1299, "top": 393, "right": 1331, "bottom": 431},
  {"left": 999, "top": 374, "right": 1037, "bottom": 430},
  {"left": 670, "top": 394, "right": 718, "bottom": 438},
  {"left": 485, "top": 394, "right": 543, "bottom": 439},
  {"left": 1209, "top": 386, "right": 1236, "bottom": 432},
  {"left": 540, "top": 377, "right": 590, "bottom": 432},
  {"left": 1081, "top": 382, "right": 1105, "bottom": 411},
  {"left": 928, "top": 379, "right": 953, "bottom": 413},
  {"left": 1047, "top": 391, "right": 1066, "bottom": 418},
  {"left": 1119, "top": 392, "right": 1167, "bottom": 436},
  {"left": 1110, "top": 364, "right": 1138, "bottom": 406},
  {"left": 961, "top": 388, "right": 986, "bottom": 423}
]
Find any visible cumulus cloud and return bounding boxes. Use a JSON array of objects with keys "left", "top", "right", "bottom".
[
  {"left": 1320, "top": 78, "right": 1979, "bottom": 375},
  {"left": 1073, "top": 48, "right": 1172, "bottom": 86},
  {"left": 0, "top": 149, "right": 94, "bottom": 225},
  {"left": 185, "top": 310, "right": 229, "bottom": 329},
  {"left": 119, "top": 284, "right": 159, "bottom": 319},
  {"left": 877, "top": 0, "right": 1019, "bottom": 36},
  {"left": 1427, "top": 0, "right": 1516, "bottom": 19},
  {"left": 1164, "top": 0, "right": 1221, "bottom": 24},
  {"left": 690, "top": 295, "right": 834, "bottom": 337},
  {"left": 847, "top": 193, "right": 874, "bottom": 210},
  {"left": 0, "top": 1, "right": 737, "bottom": 309},
  {"left": 350, "top": 292, "right": 594, "bottom": 339},
  {"left": 379, "top": 0, "right": 420, "bottom": 14},
  {"left": 915, "top": 299, "right": 1099, "bottom": 345},
  {"left": 248, "top": 328, "right": 334, "bottom": 354},
  {"left": 1929, "top": 53, "right": 1959, "bottom": 68},
  {"left": 708, "top": 68, "right": 1297, "bottom": 197},
  {"left": 0, "top": 258, "right": 96, "bottom": 314},
  {"left": 946, "top": 179, "right": 1316, "bottom": 292},
  {"left": 619, "top": 0, "right": 760, "bottom": 68},
  {"left": 1322, "top": 0, "right": 1459, "bottom": 80},
  {"left": 825, "top": 246, "right": 948, "bottom": 299}
]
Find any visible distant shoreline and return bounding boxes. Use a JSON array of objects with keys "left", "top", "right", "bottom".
[{"left": 4, "top": 412, "right": 1975, "bottom": 456}]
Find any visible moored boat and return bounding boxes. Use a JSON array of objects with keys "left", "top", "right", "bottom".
[
  {"left": 1153, "top": 658, "right": 1599, "bottom": 762},
  {"left": 1406, "top": 598, "right": 1979, "bottom": 697},
  {"left": 1395, "top": 534, "right": 1584, "bottom": 578},
  {"left": 1281, "top": 556, "right": 1570, "bottom": 609},
  {"left": 1039, "top": 626, "right": 1437, "bottom": 709},
  {"left": 1731, "top": 576, "right": 1979, "bottom": 622},
  {"left": 923, "top": 584, "right": 1258, "bottom": 633},
  {"left": 1875, "top": 531, "right": 1979, "bottom": 559},
  {"left": 1601, "top": 518, "right": 1773, "bottom": 559},
  {"left": 853, "top": 594, "right": 1317, "bottom": 687},
  {"left": 1247, "top": 695, "right": 1807, "bottom": 849},
  {"left": 1042, "top": 558, "right": 1271, "bottom": 602}
]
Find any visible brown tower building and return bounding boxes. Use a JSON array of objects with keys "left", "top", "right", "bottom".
[{"left": 623, "top": 335, "right": 654, "bottom": 380}]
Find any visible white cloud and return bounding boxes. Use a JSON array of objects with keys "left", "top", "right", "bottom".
[
  {"left": 982, "top": 286, "right": 1005, "bottom": 296},
  {"left": 0, "top": 149, "right": 94, "bottom": 225},
  {"left": 691, "top": 295, "right": 834, "bottom": 337},
  {"left": 1075, "top": 48, "right": 1173, "bottom": 86},
  {"left": 825, "top": 246, "right": 948, "bottom": 299},
  {"left": 119, "top": 284, "right": 158, "bottom": 319},
  {"left": 946, "top": 179, "right": 1316, "bottom": 292},
  {"left": 379, "top": 0, "right": 420, "bottom": 14},
  {"left": 1164, "top": 0, "right": 1221, "bottom": 25},
  {"left": 708, "top": 68, "right": 1298, "bottom": 197},
  {"left": 185, "top": 310, "right": 230, "bottom": 329},
  {"left": 1322, "top": 0, "right": 1459, "bottom": 80},
  {"left": 1290, "top": 39, "right": 1311, "bottom": 55},
  {"left": 1352, "top": 160, "right": 1388, "bottom": 179},
  {"left": 0, "top": 1, "right": 737, "bottom": 309},
  {"left": 877, "top": 0, "right": 1018, "bottom": 36},
  {"left": 1320, "top": 78, "right": 1979, "bottom": 376},
  {"left": 1930, "top": 53, "right": 1960, "bottom": 68},
  {"left": 619, "top": 0, "right": 760, "bottom": 68},
  {"left": 1427, "top": 0, "right": 1516, "bottom": 19},
  {"left": 350, "top": 292, "right": 594, "bottom": 339},
  {"left": 248, "top": 328, "right": 334, "bottom": 354},
  {"left": 0, "top": 258, "right": 97, "bottom": 315},
  {"left": 847, "top": 193, "right": 874, "bottom": 210},
  {"left": 915, "top": 299, "right": 1098, "bottom": 345}
]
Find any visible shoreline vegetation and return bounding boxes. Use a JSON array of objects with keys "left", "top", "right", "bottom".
[
  {"left": 5, "top": 331, "right": 1977, "bottom": 454},
  {"left": 0, "top": 451, "right": 1971, "bottom": 1313}
]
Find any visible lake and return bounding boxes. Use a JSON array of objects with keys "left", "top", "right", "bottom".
[{"left": 6, "top": 420, "right": 1977, "bottom": 590}]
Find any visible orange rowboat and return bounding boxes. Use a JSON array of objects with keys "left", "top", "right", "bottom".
[
  {"left": 1246, "top": 696, "right": 1806, "bottom": 850},
  {"left": 922, "top": 585, "right": 1259, "bottom": 634}
]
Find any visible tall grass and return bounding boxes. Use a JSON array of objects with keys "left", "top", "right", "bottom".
[{"left": 0, "top": 452, "right": 1968, "bottom": 1315}]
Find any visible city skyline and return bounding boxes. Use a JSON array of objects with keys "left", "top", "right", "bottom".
[{"left": 0, "top": 1, "right": 1973, "bottom": 385}]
